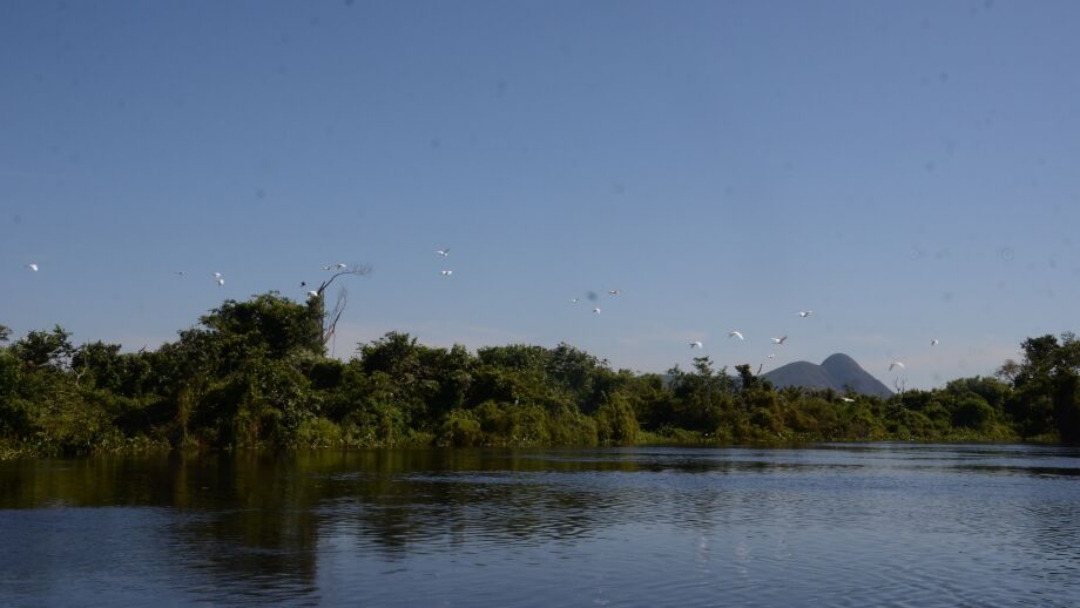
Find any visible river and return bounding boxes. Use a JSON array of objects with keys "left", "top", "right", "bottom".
[{"left": 1, "top": 444, "right": 1078, "bottom": 606}]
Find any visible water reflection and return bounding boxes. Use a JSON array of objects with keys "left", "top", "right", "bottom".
[{"left": 1, "top": 445, "right": 1079, "bottom": 606}]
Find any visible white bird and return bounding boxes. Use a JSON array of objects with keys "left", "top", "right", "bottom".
[
  {"left": 25, "top": 263, "right": 38, "bottom": 272},
  {"left": 841, "top": 397, "right": 855, "bottom": 403},
  {"left": 216, "top": 277, "right": 225, "bottom": 286},
  {"left": 440, "top": 270, "right": 453, "bottom": 277},
  {"left": 772, "top": 336, "right": 788, "bottom": 345},
  {"left": 931, "top": 339, "right": 939, "bottom": 346},
  {"left": 766, "top": 353, "right": 776, "bottom": 359},
  {"left": 336, "top": 262, "right": 347, "bottom": 270},
  {"left": 798, "top": 311, "right": 813, "bottom": 318},
  {"left": 213, "top": 272, "right": 222, "bottom": 279},
  {"left": 690, "top": 341, "right": 703, "bottom": 349},
  {"left": 173, "top": 270, "right": 186, "bottom": 277},
  {"left": 607, "top": 289, "right": 621, "bottom": 296},
  {"left": 728, "top": 330, "right": 744, "bottom": 341},
  {"left": 592, "top": 307, "right": 601, "bottom": 314},
  {"left": 306, "top": 290, "right": 319, "bottom": 298},
  {"left": 889, "top": 361, "right": 905, "bottom": 371},
  {"left": 436, "top": 248, "right": 451, "bottom": 257}
]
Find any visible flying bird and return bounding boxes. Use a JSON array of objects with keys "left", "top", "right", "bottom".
[
  {"left": 25, "top": 263, "right": 38, "bottom": 272},
  {"left": 728, "top": 331, "right": 744, "bottom": 341},
  {"left": 690, "top": 341, "right": 703, "bottom": 349},
  {"left": 592, "top": 308, "right": 601, "bottom": 314},
  {"left": 440, "top": 270, "right": 453, "bottom": 277},
  {"left": 306, "top": 290, "right": 319, "bottom": 298},
  {"left": 173, "top": 270, "right": 186, "bottom": 277},
  {"left": 772, "top": 336, "right": 788, "bottom": 345},
  {"left": 931, "top": 339, "right": 939, "bottom": 346},
  {"left": 571, "top": 298, "right": 579, "bottom": 304},
  {"left": 841, "top": 397, "right": 855, "bottom": 403},
  {"left": 213, "top": 272, "right": 224, "bottom": 286},
  {"left": 436, "top": 248, "right": 451, "bottom": 257},
  {"left": 766, "top": 354, "right": 776, "bottom": 359},
  {"left": 216, "top": 278, "right": 225, "bottom": 286},
  {"left": 889, "top": 361, "right": 905, "bottom": 372},
  {"left": 798, "top": 311, "right": 813, "bottom": 318},
  {"left": 607, "top": 289, "right": 621, "bottom": 296}
]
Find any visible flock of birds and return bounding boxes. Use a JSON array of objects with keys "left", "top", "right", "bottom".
[
  {"left": 566, "top": 289, "right": 623, "bottom": 315},
  {"left": 19, "top": 252, "right": 937, "bottom": 379},
  {"left": 673, "top": 304, "right": 935, "bottom": 377}
]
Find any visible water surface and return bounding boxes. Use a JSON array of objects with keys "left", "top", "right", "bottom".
[{"left": 2, "top": 444, "right": 1078, "bottom": 606}]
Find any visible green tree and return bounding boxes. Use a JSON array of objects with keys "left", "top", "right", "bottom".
[{"left": 12, "top": 325, "right": 75, "bottom": 371}]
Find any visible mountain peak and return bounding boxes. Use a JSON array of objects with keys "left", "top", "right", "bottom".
[{"left": 763, "top": 353, "right": 892, "bottom": 398}]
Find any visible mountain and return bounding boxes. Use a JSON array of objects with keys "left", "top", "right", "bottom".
[{"left": 762, "top": 353, "right": 893, "bottom": 398}]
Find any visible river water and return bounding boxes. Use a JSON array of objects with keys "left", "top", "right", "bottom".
[{"left": 1, "top": 444, "right": 1078, "bottom": 607}]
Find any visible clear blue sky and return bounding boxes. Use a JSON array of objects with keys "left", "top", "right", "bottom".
[{"left": 3, "top": 0, "right": 1079, "bottom": 390}]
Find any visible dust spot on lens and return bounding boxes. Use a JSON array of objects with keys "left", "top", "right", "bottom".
[
  {"left": 256, "top": 188, "right": 266, "bottom": 199},
  {"left": 908, "top": 247, "right": 924, "bottom": 260},
  {"left": 998, "top": 246, "right": 1014, "bottom": 262},
  {"left": 923, "top": 161, "right": 936, "bottom": 173},
  {"left": 12, "top": 214, "right": 22, "bottom": 225},
  {"left": 429, "top": 138, "right": 441, "bottom": 149},
  {"left": 941, "top": 291, "right": 953, "bottom": 303},
  {"left": 586, "top": 291, "right": 598, "bottom": 302},
  {"left": 612, "top": 183, "right": 625, "bottom": 195}
]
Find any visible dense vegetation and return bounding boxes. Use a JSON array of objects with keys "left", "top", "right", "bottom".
[{"left": 2, "top": 293, "right": 1079, "bottom": 458}]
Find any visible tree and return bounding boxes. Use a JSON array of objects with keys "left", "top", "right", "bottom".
[
  {"left": 1003, "top": 333, "right": 1080, "bottom": 439},
  {"left": 12, "top": 326, "right": 75, "bottom": 371},
  {"left": 1053, "top": 372, "right": 1080, "bottom": 443},
  {"left": 307, "top": 264, "right": 373, "bottom": 350}
]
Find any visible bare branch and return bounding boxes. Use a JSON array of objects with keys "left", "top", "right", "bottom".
[
  {"left": 323, "top": 288, "right": 348, "bottom": 346},
  {"left": 317, "top": 263, "right": 373, "bottom": 296},
  {"left": 305, "top": 263, "right": 373, "bottom": 351},
  {"left": 893, "top": 377, "right": 906, "bottom": 396}
]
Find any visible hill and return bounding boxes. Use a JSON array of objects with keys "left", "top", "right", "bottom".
[{"left": 763, "top": 353, "right": 893, "bottom": 398}]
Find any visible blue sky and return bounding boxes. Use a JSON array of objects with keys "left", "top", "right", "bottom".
[{"left": 2, "top": 0, "right": 1079, "bottom": 390}]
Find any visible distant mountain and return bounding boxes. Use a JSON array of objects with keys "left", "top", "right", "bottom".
[{"left": 762, "top": 353, "right": 893, "bottom": 398}]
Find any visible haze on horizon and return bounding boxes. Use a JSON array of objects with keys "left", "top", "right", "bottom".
[{"left": 3, "top": 0, "right": 1079, "bottom": 390}]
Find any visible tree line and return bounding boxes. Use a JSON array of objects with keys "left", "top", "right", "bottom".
[{"left": 2, "top": 293, "right": 1078, "bottom": 457}]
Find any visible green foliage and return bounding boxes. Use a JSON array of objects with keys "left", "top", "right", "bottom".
[
  {"left": 437, "top": 409, "right": 484, "bottom": 447},
  {"left": 951, "top": 395, "right": 996, "bottom": 430},
  {"left": 1053, "top": 372, "right": 1080, "bottom": 443},
  {"left": 595, "top": 394, "right": 639, "bottom": 444},
  {"left": 5, "top": 294, "right": 1080, "bottom": 458},
  {"left": 13, "top": 325, "right": 74, "bottom": 371}
]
